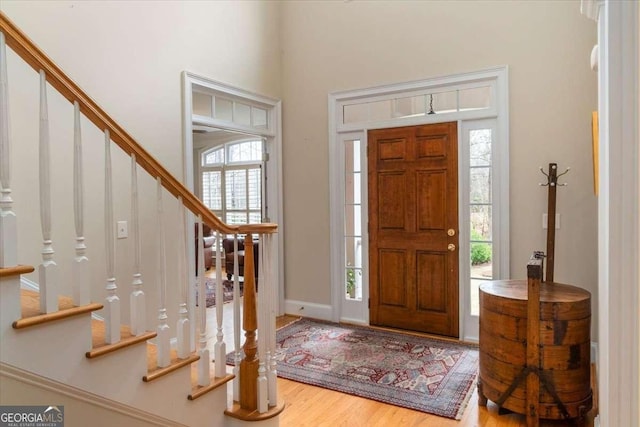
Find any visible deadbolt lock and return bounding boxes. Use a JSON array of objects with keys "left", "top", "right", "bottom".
[
  {"left": 447, "top": 229, "right": 456, "bottom": 237},
  {"left": 447, "top": 243, "right": 456, "bottom": 252}
]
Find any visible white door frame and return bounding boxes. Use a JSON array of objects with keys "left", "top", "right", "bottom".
[
  {"left": 584, "top": 0, "right": 640, "bottom": 425},
  {"left": 181, "top": 72, "right": 285, "bottom": 350},
  {"left": 328, "top": 67, "right": 510, "bottom": 341}
]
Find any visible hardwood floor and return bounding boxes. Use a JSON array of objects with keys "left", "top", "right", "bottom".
[
  {"left": 275, "top": 315, "right": 595, "bottom": 427},
  {"left": 205, "top": 268, "right": 595, "bottom": 426},
  {"left": 278, "top": 378, "right": 594, "bottom": 427}
]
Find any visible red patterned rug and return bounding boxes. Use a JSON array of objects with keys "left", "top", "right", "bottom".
[
  {"left": 253, "top": 318, "right": 478, "bottom": 419},
  {"left": 195, "top": 279, "right": 242, "bottom": 308}
]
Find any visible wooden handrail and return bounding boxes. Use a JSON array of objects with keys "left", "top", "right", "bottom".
[
  {"left": 2, "top": 14, "right": 280, "bottom": 418},
  {"left": 0, "top": 12, "right": 276, "bottom": 236}
]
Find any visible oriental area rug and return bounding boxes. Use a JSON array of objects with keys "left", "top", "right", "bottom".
[
  {"left": 195, "top": 279, "right": 242, "bottom": 308},
  {"left": 232, "top": 318, "right": 479, "bottom": 419}
]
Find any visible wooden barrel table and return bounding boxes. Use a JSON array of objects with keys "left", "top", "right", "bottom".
[{"left": 478, "top": 279, "right": 592, "bottom": 422}]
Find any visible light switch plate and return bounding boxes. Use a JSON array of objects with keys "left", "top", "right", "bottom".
[
  {"left": 542, "top": 213, "right": 560, "bottom": 229},
  {"left": 117, "top": 221, "right": 128, "bottom": 239}
]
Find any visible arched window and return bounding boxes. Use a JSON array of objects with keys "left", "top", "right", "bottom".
[{"left": 201, "top": 139, "right": 263, "bottom": 225}]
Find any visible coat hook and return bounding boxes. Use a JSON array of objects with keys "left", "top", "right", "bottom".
[
  {"left": 556, "top": 167, "right": 570, "bottom": 186},
  {"left": 539, "top": 164, "right": 570, "bottom": 187},
  {"left": 539, "top": 166, "right": 550, "bottom": 186}
]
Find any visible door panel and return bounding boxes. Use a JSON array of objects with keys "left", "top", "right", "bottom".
[
  {"left": 369, "top": 122, "right": 459, "bottom": 337},
  {"left": 378, "top": 172, "right": 407, "bottom": 229},
  {"left": 378, "top": 138, "right": 407, "bottom": 161},
  {"left": 416, "top": 251, "right": 446, "bottom": 312},
  {"left": 379, "top": 249, "right": 407, "bottom": 307},
  {"left": 417, "top": 170, "right": 446, "bottom": 230},
  {"left": 416, "top": 135, "right": 447, "bottom": 158}
]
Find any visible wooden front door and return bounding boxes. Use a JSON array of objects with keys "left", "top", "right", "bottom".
[{"left": 368, "top": 122, "right": 459, "bottom": 337}]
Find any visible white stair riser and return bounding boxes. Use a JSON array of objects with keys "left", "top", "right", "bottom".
[{"left": 0, "top": 281, "right": 232, "bottom": 426}]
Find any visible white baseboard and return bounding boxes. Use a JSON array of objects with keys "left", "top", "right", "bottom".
[
  {"left": 0, "top": 362, "right": 186, "bottom": 427},
  {"left": 20, "top": 276, "right": 39, "bottom": 292},
  {"left": 284, "top": 299, "right": 332, "bottom": 321},
  {"left": 339, "top": 317, "right": 368, "bottom": 326}
]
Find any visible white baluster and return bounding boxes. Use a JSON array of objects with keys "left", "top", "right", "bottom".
[
  {"left": 104, "top": 129, "right": 120, "bottom": 343},
  {"left": 232, "top": 234, "right": 241, "bottom": 401},
  {"left": 130, "top": 154, "right": 145, "bottom": 336},
  {"left": 72, "top": 101, "right": 89, "bottom": 306},
  {"left": 257, "top": 234, "right": 268, "bottom": 413},
  {"left": 38, "top": 71, "right": 57, "bottom": 314},
  {"left": 196, "top": 216, "right": 210, "bottom": 386},
  {"left": 156, "top": 177, "right": 170, "bottom": 368},
  {"left": 214, "top": 230, "right": 226, "bottom": 377},
  {"left": 266, "top": 234, "right": 278, "bottom": 405},
  {"left": 176, "top": 197, "right": 190, "bottom": 359},
  {"left": 0, "top": 32, "right": 17, "bottom": 268}
]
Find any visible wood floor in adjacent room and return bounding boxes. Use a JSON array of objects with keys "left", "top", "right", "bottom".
[{"left": 205, "top": 269, "right": 595, "bottom": 426}]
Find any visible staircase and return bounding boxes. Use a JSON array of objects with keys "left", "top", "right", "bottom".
[{"left": 0, "top": 12, "right": 283, "bottom": 427}]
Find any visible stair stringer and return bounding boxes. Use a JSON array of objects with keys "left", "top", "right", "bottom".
[
  {"left": 0, "top": 278, "right": 229, "bottom": 427},
  {"left": 1, "top": 362, "right": 187, "bottom": 427}
]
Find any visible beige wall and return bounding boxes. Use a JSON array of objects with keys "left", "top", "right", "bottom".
[
  {"left": 1, "top": 0, "right": 599, "bottom": 339},
  {"left": 1, "top": 0, "right": 281, "bottom": 328},
  {"left": 280, "top": 1, "right": 598, "bottom": 336}
]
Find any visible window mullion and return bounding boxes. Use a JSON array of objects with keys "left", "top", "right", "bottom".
[
  {"left": 221, "top": 165, "right": 227, "bottom": 222},
  {"left": 245, "top": 165, "right": 250, "bottom": 223}
]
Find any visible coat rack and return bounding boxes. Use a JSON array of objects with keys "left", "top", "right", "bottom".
[
  {"left": 539, "top": 163, "right": 570, "bottom": 283},
  {"left": 478, "top": 163, "right": 590, "bottom": 426}
]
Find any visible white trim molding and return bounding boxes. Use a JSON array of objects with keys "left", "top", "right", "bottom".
[
  {"left": 284, "top": 299, "right": 333, "bottom": 322},
  {"left": 328, "top": 67, "right": 509, "bottom": 339},
  {"left": 0, "top": 362, "right": 186, "bottom": 427},
  {"left": 580, "top": 0, "right": 602, "bottom": 22},
  {"left": 181, "top": 71, "right": 285, "bottom": 329},
  {"left": 596, "top": 1, "right": 640, "bottom": 426}
]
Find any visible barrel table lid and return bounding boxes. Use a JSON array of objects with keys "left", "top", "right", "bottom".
[{"left": 480, "top": 280, "right": 590, "bottom": 302}]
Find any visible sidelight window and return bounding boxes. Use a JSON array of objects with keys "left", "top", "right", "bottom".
[
  {"left": 344, "top": 139, "right": 363, "bottom": 301},
  {"left": 468, "top": 128, "right": 494, "bottom": 316}
]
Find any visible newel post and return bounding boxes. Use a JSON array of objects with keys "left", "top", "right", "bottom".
[{"left": 240, "top": 232, "right": 258, "bottom": 410}]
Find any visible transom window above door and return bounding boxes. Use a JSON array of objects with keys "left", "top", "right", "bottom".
[
  {"left": 201, "top": 139, "right": 264, "bottom": 225},
  {"left": 193, "top": 91, "right": 269, "bottom": 130}
]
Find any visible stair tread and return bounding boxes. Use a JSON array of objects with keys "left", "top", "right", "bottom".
[
  {"left": 187, "top": 356, "right": 235, "bottom": 400},
  {"left": 143, "top": 346, "right": 200, "bottom": 382},
  {"left": 224, "top": 399, "right": 285, "bottom": 421},
  {"left": 188, "top": 372, "right": 235, "bottom": 401},
  {"left": 0, "top": 264, "right": 35, "bottom": 278},
  {"left": 14, "top": 290, "right": 103, "bottom": 329},
  {"left": 21, "top": 290, "right": 73, "bottom": 317},
  {"left": 87, "top": 321, "right": 156, "bottom": 358}
]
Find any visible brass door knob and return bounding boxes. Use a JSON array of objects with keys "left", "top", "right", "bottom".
[
  {"left": 447, "top": 229, "right": 456, "bottom": 236},
  {"left": 447, "top": 243, "right": 456, "bottom": 252}
]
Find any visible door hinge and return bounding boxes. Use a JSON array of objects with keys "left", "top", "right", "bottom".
[{"left": 368, "top": 298, "right": 370, "bottom": 309}]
